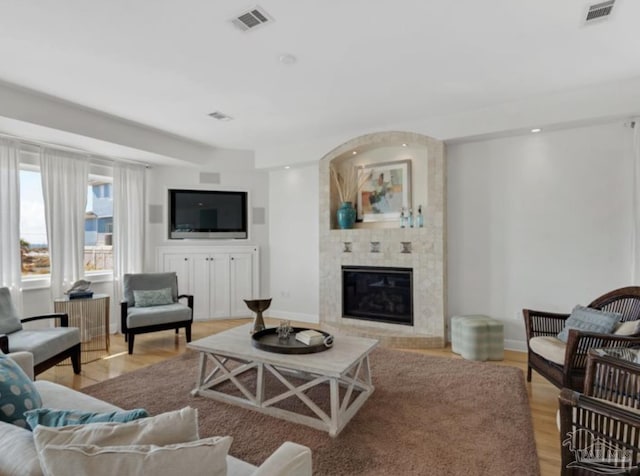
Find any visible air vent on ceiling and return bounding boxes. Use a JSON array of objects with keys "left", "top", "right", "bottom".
[
  {"left": 208, "top": 111, "right": 233, "bottom": 122},
  {"left": 231, "top": 6, "right": 273, "bottom": 32},
  {"left": 585, "top": 0, "right": 615, "bottom": 22}
]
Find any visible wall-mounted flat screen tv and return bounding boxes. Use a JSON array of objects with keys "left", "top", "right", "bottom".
[{"left": 169, "top": 189, "right": 248, "bottom": 239}]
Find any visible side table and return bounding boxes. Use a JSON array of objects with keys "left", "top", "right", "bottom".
[{"left": 54, "top": 294, "right": 110, "bottom": 363}]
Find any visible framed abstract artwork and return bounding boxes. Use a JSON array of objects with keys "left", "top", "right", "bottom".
[{"left": 356, "top": 160, "right": 411, "bottom": 222}]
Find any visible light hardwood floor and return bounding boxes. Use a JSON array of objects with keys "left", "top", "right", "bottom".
[{"left": 40, "top": 318, "right": 561, "bottom": 475}]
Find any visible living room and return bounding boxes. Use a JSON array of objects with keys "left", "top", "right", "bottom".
[{"left": 1, "top": 2, "right": 640, "bottom": 475}]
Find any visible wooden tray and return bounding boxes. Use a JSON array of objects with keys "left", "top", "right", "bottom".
[{"left": 251, "top": 327, "right": 333, "bottom": 354}]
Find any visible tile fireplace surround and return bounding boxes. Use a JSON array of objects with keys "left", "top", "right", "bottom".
[{"left": 319, "top": 131, "right": 447, "bottom": 348}]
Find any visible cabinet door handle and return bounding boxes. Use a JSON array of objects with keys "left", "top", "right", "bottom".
[
  {"left": 231, "top": 257, "right": 234, "bottom": 260},
  {"left": 184, "top": 258, "right": 188, "bottom": 261}
]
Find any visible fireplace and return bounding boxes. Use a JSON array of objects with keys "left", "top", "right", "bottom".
[{"left": 342, "top": 266, "right": 413, "bottom": 326}]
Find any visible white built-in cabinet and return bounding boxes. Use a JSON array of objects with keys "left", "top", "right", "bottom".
[{"left": 157, "top": 246, "right": 259, "bottom": 321}]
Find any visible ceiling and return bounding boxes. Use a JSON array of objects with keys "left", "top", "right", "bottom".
[{"left": 0, "top": 0, "right": 639, "bottom": 162}]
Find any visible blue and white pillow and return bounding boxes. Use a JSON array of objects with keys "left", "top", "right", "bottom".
[
  {"left": 133, "top": 288, "right": 174, "bottom": 307},
  {"left": 25, "top": 408, "right": 149, "bottom": 430},
  {"left": 557, "top": 305, "right": 622, "bottom": 343},
  {"left": 0, "top": 355, "right": 42, "bottom": 428}
]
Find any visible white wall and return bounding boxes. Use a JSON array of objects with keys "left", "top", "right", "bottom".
[
  {"left": 265, "top": 122, "right": 636, "bottom": 348},
  {"left": 447, "top": 122, "right": 634, "bottom": 350},
  {"left": 254, "top": 76, "right": 640, "bottom": 169},
  {"left": 267, "top": 164, "right": 319, "bottom": 323},
  {"left": 144, "top": 157, "right": 271, "bottom": 298}
]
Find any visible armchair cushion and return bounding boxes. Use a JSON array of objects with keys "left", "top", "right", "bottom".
[
  {"left": 0, "top": 355, "right": 42, "bottom": 428},
  {"left": 529, "top": 336, "right": 566, "bottom": 365},
  {"left": 133, "top": 288, "right": 173, "bottom": 308},
  {"left": 0, "top": 287, "right": 23, "bottom": 334},
  {"left": 9, "top": 328, "right": 81, "bottom": 366},
  {"left": 123, "top": 273, "right": 178, "bottom": 306},
  {"left": 126, "top": 303, "right": 191, "bottom": 329},
  {"left": 557, "top": 305, "right": 621, "bottom": 343}
]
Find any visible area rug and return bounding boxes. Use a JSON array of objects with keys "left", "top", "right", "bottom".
[{"left": 83, "top": 348, "right": 540, "bottom": 475}]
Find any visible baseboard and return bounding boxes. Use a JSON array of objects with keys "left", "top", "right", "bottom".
[
  {"left": 504, "top": 339, "right": 527, "bottom": 353},
  {"left": 265, "top": 309, "right": 319, "bottom": 324}
]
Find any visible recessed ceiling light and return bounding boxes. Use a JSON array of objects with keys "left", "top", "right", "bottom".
[
  {"left": 352, "top": 151, "right": 357, "bottom": 155},
  {"left": 284, "top": 165, "right": 291, "bottom": 169},
  {"left": 279, "top": 54, "right": 297, "bottom": 65},
  {"left": 531, "top": 128, "right": 542, "bottom": 133},
  {"left": 402, "top": 143, "right": 408, "bottom": 147}
]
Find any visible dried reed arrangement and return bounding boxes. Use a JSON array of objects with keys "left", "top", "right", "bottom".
[{"left": 330, "top": 164, "right": 371, "bottom": 204}]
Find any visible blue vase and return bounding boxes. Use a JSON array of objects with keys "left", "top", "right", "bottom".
[{"left": 336, "top": 201, "right": 356, "bottom": 229}]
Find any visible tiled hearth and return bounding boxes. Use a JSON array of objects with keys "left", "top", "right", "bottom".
[{"left": 319, "top": 131, "right": 446, "bottom": 348}]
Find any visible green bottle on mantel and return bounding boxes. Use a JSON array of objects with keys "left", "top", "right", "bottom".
[{"left": 416, "top": 205, "right": 424, "bottom": 228}]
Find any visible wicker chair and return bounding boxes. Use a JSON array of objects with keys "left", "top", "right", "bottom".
[
  {"left": 559, "top": 389, "right": 640, "bottom": 475},
  {"left": 523, "top": 287, "right": 640, "bottom": 391},
  {"left": 558, "top": 349, "right": 640, "bottom": 475}
]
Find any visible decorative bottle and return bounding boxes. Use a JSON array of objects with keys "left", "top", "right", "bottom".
[
  {"left": 407, "top": 209, "right": 413, "bottom": 228},
  {"left": 416, "top": 205, "right": 424, "bottom": 228}
]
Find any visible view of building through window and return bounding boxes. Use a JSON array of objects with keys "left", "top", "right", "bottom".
[
  {"left": 84, "top": 179, "right": 114, "bottom": 272},
  {"left": 19, "top": 169, "right": 114, "bottom": 276}
]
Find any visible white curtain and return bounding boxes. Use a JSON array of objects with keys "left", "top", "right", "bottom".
[
  {"left": 632, "top": 119, "right": 640, "bottom": 283},
  {"left": 0, "top": 138, "right": 23, "bottom": 312},
  {"left": 113, "top": 162, "right": 145, "bottom": 320},
  {"left": 40, "top": 148, "right": 88, "bottom": 300}
]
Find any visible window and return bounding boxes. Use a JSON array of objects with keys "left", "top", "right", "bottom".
[
  {"left": 84, "top": 178, "right": 113, "bottom": 272},
  {"left": 19, "top": 167, "right": 114, "bottom": 277},
  {"left": 19, "top": 169, "right": 49, "bottom": 276}
]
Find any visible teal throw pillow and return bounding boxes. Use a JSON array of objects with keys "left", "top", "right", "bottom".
[
  {"left": 557, "top": 305, "right": 622, "bottom": 343},
  {"left": 25, "top": 408, "right": 149, "bottom": 430},
  {"left": 0, "top": 355, "right": 42, "bottom": 428},
  {"left": 133, "top": 288, "right": 173, "bottom": 307}
]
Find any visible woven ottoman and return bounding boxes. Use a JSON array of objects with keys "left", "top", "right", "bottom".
[{"left": 451, "top": 315, "right": 504, "bottom": 361}]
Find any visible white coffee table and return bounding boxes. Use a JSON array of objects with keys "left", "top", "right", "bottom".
[{"left": 188, "top": 324, "right": 378, "bottom": 437}]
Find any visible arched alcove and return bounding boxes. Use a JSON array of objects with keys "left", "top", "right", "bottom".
[
  {"left": 320, "top": 131, "right": 442, "bottom": 230},
  {"left": 318, "top": 131, "right": 447, "bottom": 348}
]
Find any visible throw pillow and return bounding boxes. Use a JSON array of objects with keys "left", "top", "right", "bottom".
[
  {"left": 557, "top": 305, "right": 622, "bottom": 343},
  {"left": 133, "top": 288, "right": 173, "bottom": 308},
  {"left": 0, "top": 419, "right": 42, "bottom": 476},
  {"left": 33, "top": 407, "right": 199, "bottom": 451},
  {"left": 25, "top": 408, "right": 149, "bottom": 430},
  {"left": 0, "top": 355, "right": 42, "bottom": 428},
  {"left": 37, "top": 436, "right": 232, "bottom": 476},
  {"left": 614, "top": 320, "right": 640, "bottom": 336}
]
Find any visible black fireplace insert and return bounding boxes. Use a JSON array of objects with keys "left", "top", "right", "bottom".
[{"left": 342, "top": 266, "right": 413, "bottom": 326}]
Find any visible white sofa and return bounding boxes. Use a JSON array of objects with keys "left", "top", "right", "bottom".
[{"left": 0, "top": 352, "right": 312, "bottom": 476}]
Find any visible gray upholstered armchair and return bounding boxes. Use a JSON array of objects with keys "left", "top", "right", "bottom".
[
  {"left": 120, "top": 272, "right": 194, "bottom": 354},
  {"left": 0, "top": 287, "right": 81, "bottom": 375}
]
